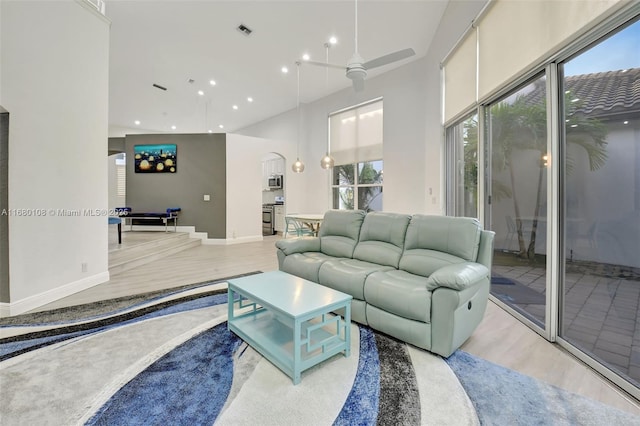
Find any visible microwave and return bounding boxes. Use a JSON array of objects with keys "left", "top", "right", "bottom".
[{"left": 268, "top": 175, "right": 283, "bottom": 190}]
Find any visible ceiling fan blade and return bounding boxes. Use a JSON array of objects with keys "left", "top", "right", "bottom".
[
  {"left": 305, "top": 60, "right": 346, "bottom": 70},
  {"left": 363, "top": 48, "right": 415, "bottom": 70},
  {"left": 353, "top": 78, "right": 365, "bottom": 92}
]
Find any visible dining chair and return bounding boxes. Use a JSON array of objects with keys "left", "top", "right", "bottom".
[{"left": 284, "top": 216, "right": 314, "bottom": 238}]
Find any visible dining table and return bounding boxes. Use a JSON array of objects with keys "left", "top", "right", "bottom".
[{"left": 285, "top": 213, "right": 325, "bottom": 236}]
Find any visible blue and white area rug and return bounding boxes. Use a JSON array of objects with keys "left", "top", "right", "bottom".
[{"left": 1, "top": 273, "right": 639, "bottom": 425}]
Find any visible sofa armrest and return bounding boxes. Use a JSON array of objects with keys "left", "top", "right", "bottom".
[
  {"left": 275, "top": 237, "right": 320, "bottom": 255},
  {"left": 426, "top": 262, "right": 489, "bottom": 291}
]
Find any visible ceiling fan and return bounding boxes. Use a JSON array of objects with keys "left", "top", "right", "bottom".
[{"left": 306, "top": 0, "right": 415, "bottom": 92}]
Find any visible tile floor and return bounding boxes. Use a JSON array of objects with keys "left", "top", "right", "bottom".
[{"left": 493, "top": 258, "right": 640, "bottom": 387}]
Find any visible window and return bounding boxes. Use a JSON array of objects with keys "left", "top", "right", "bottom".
[
  {"left": 329, "top": 100, "right": 383, "bottom": 211},
  {"left": 445, "top": 112, "right": 479, "bottom": 218},
  {"left": 331, "top": 160, "right": 383, "bottom": 211},
  {"left": 116, "top": 154, "right": 126, "bottom": 198}
]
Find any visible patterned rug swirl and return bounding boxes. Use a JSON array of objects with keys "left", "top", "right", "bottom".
[{"left": 1, "top": 273, "right": 638, "bottom": 425}]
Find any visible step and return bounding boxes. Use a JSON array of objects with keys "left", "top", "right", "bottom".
[
  {"left": 109, "top": 234, "right": 202, "bottom": 275},
  {"left": 109, "top": 232, "right": 191, "bottom": 263}
]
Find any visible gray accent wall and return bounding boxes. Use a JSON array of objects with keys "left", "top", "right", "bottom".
[
  {"left": 125, "top": 133, "right": 226, "bottom": 238},
  {"left": 1, "top": 108, "right": 8, "bottom": 303}
]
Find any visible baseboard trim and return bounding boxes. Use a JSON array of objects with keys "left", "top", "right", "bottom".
[
  {"left": 0, "top": 271, "right": 110, "bottom": 317},
  {"left": 202, "top": 235, "right": 264, "bottom": 245},
  {"left": 122, "top": 225, "right": 196, "bottom": 233}
]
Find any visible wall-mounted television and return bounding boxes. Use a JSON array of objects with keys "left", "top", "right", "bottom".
[{"left": 134, "top": 144, "right": 177, "bottom": 173}]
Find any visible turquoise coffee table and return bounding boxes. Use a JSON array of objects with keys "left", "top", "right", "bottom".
[{"left": 227, "top": 271, "right": 352, "bottom": 384}]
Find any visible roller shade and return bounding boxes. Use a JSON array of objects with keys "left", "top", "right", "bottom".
[
  {"left": 329, "top": 100, "right": 383, "bottom": 166},
  {"left": 477, "top": 0, "right": 622, "bottom": 99},
  {"left": 443, "top": 28, "right": 477, "bottom": 124},
  {"left": 442, "top": 0, "right": 624, "bottom": 122}
]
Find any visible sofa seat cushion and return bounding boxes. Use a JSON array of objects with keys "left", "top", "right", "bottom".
[
  {"left": 319, "top": 258, "right": 393, "bottom": 300},
  {"left": 364, "top": 270, "right": 431, "bottom": 323},
  {"left": 281, "top": 252, "right": 341, "bottom": 283}
]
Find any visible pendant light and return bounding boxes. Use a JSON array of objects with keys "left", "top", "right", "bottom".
[
  {"left": 320, "top": 42, "right": 335, "bottom": 170},
  {"left": 292, "top": 61, "right": 305, "bottom": 173}
]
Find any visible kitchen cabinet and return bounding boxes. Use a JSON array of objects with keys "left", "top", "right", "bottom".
[
  {"left": 262, "top": 158, "right": 285, "bottom": 190},
  {"left": 274, "top": 205, "right": 285, "bottom": 232}
]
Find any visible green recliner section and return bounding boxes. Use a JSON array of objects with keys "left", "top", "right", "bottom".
[
  {"left": 276, "top": 210, "right": 365, "bottom": 283},
  {"left": 275, "top": 210, "right": 495, "bottom": 358},
  {"left": 318, "top": 212, "right": 411, "bottom": 323}
]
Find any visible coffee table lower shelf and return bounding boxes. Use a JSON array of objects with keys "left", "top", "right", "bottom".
[{"left": 228, "top": 305, "right": 350, "bottom": 384}]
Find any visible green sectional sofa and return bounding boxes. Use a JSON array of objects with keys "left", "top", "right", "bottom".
[{"left": 275, "top": 210, "right": 495, "bottom": 357}]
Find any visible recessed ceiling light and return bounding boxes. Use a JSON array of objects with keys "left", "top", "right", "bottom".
[
  {"left": 219, "top": 124, "right": 224, "bottom": 129},
  {"left": 247, "top": 97, "right": 253, "bottom": 102},
  {"left": 171, "top": 125, "right": 177, "bottom": 130},
  {"left": 208, "top": 129, "right": 213, "bottom": 133},
  {"left": 198, "top": 90, "right": 204, "bottom": 96},
  {"left": 232, "top": 105, "right": 238, "bottom": 110},
  {"left": 209, "top": 80, "right": 216, "bottom": 86},
  {"left": 329, "top": 36, "right": 337, "bottom": 45},
  {"left": 134, "top": 120, "right": 140, "bottom": 125},
  {"left": 302, "top": 54, "right": 310, "bottom": 61},
  {"left": 624, "top": 120, "right": 629, "bottom": 125},
  {"left": 281, "top": 66, "right": 289, "bottom": 74}
]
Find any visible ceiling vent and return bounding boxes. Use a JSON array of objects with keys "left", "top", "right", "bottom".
[{"left": 237, "top": 24, "right": 252, "bottom": 36}]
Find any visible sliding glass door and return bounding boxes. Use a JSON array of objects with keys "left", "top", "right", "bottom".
[
  {"left": 485, "top": 75, "right": 549, "bottom": 328},
  {"left": 445, "top": 6, "right": 640, "bottom": 396},
  {"left": 559, "top": 18, "right": 640, "bottom": 387}
]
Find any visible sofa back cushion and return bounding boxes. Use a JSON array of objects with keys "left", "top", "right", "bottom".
[
  {"left": 399, "top": 215, "right": 482, "bottom": 277},
  {"left": 353, "top": 212, "right": 411, "bottom": 268},
  {"left": 319, "top": 209, "right": 366, "bottom": 258}
]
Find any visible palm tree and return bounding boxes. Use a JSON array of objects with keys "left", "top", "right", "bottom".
[
  {"left": 334, "top": 164, "right": 355, "bottom": 209},
  {"left": 488, "top": 85, "right": 607, "bottom": 261},
  {"left": 334, "top": 162, "right": 383, "bottom": 211},
  {"left": 357, "top": 162, "right": 383, "bottom": 212}
]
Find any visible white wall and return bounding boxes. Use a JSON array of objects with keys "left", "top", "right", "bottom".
[
  {"left": 226, "top": 134, "right": 298, "bottom": 241},
  {"left": 0, "top": 0, "right": 110, "bottom": 313},
  {"left": 236, "top": 1, "right": 487, "bottom": 216}
]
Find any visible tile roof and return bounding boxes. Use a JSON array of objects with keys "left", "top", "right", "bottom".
[
  {"left": 518, "top": 68, "right": 639, "bottom": 119},
  {"left": 565, "top": 67, "right": 640, "bottom": 117}
]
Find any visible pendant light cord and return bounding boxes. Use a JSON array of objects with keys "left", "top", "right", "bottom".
[
  {"left": 354, "top": 0, "right": 358, "bottom": 54},
  {"left": 296, "top": 61, "right": 301, "bottom": 159}
]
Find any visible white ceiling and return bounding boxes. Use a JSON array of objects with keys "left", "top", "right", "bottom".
[{"left": 106, "top": 0, "right": 449, "bottom": 135}]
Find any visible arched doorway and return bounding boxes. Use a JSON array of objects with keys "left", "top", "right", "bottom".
[{"left": 261, "top": 152, "right": 285, "bottom": 235}]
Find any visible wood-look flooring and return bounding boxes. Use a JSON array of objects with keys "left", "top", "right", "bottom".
[{"left": 30, "top": 233, "right": 640, "bottom": 416}]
